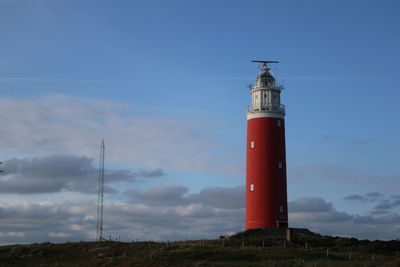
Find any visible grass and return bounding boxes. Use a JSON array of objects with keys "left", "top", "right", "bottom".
[{"left": 0, "top": 229, "right": 399, "bottom": 266}]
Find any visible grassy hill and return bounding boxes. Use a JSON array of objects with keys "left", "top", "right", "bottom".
[{"left": 1, "top": 228, "right": 399, "bottom": 266}]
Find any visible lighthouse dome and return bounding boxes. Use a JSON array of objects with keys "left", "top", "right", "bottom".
[
  {"left": 257, "top": 71, "right": 275, "bottom": 82},
  {"left": 255, "top": 65, "right": 275, "bottom": 88}
]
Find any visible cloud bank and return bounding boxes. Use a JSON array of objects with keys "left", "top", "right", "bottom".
[
  {"left": 0, "top": 95, "right": 241, "bottom": 173},
  {"left": 0, "top": 155, "right": 164, "bottom": 194},
  {"left": 0, "top": 95, "right": 398, "bottom": 244},
  {"left": 1, "top": 185, "right": 399, "bottom": 244}
]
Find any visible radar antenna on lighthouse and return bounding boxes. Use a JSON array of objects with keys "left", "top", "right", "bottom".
[{"left": 251, "top": 60, "right": 279, "bottom": 64}]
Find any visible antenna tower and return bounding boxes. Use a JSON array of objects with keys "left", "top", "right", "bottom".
[{"left": 96, "top": 139, "right": 105, "bottom": 241}]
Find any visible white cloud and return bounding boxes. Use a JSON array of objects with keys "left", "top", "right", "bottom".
[
  {"left": 0, "top": 199, "right": 244, "bottom": 244},
  {"left": 124, "top": 185, "right": 245, "bottom": 209},
  {"left": 289, "top": 197, "right": 333, "bottom": 213},
  {"left": 125, "top": 185, "right": 189, "bottom": 205},
  {"left": 48, "top": 232, "right": 69, "bottom": 238},
  {"left": 344, "top": 191, "right": 384, "bottom": 202},
  {"left": 1, "top": 190, "right": 400, "bottom": 244},
  {"left": 289, "top": 197, "right": 353, "bottom": 224},
  {"left": 0, "top": 155, "right": 162, "bottom": 194},
  {"left": 288, "top": 197, "right": 400, "bottom": 240},
  {"left": 175, "top": 204, "right": 210, "bottom": 217},
  {"left": 0, "top": 95, "right": 239, "bottom": 173},
  {"left": 0, "top": 232, "right": 25, "bottom": 237}
]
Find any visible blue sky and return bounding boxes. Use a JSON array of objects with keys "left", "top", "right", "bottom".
[{"left": 0, "top": 0, "right": 400, "bottom": 243}]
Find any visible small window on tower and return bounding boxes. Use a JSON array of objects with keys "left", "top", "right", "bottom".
[
  {"left": 278, "top": 161, "right": 283, "bottom": 168},
  {"left": 250, "top": 141, "right": 255, "bottom": 148},
  {"left": 277, "top": 120, "right": 281, "bottom": 127},
  {"left": 250, "top": 184, "right": 254, "bottom": 191},
  {"left": 280, "top": 205, "right": 284, "bottom": 213}
]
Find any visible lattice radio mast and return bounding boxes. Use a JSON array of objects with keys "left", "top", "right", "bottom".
[{"left": 96, "top": 139, "right": 105, "bottom": 241}]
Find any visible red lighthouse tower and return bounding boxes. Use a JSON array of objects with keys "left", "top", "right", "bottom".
[{"left": 245, "top": 60, "right": 288, "bottom": 230}]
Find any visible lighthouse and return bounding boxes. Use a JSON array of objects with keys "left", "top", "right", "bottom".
[{"left": 245, "top": 60, "right": 288, "bottom": 230}]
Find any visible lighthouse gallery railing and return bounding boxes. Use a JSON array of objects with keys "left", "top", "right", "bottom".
[{"left": 247, "top": 104, "right": 285, "bottom": 113}]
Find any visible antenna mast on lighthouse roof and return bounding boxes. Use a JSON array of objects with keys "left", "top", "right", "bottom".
[{"left": 96, "top": 139, "right": 105, "bottom": 241}]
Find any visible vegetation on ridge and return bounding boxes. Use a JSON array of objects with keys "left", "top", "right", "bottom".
[{"left": 0, "top": 228, "right": 399, "bottom": 266}]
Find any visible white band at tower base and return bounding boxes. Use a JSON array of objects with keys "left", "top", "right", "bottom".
[{"left": 247, "top": 112, "right": 285, "bottom": 120}]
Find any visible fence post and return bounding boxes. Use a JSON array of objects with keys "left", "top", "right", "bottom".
[
  {"left": 305, "top": 242, "right": 308, "bottom": 251},
  {"left": 262, "top": 240, "right": 265, "bottom": 248},
  {"left": 241, "top": 240, "right": 244, "bottom": 248},
  {"left": 326, "top": 248, "right": 329, "bottom": 257},
  {"left": 283, "top": 240, "right": 286, "bottom": 248}
]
